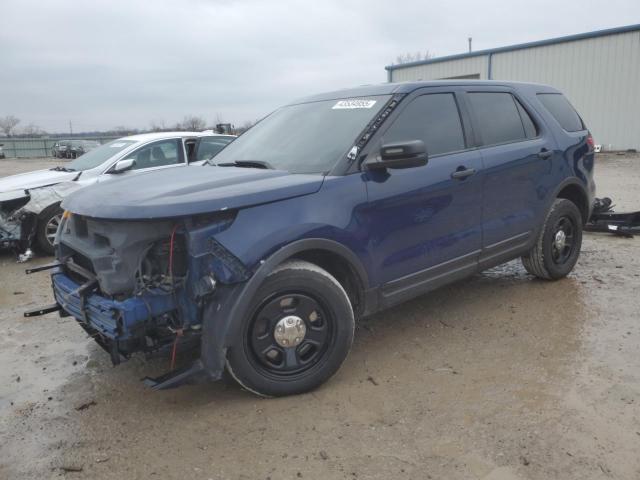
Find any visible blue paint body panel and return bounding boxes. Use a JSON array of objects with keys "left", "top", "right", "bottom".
[{"left": 62, "top": 166, "right": 324, "bottom": 219}]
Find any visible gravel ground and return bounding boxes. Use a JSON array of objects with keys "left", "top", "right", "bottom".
[{"left": 0, "top": 154, "right": 639, "bottom": 480}]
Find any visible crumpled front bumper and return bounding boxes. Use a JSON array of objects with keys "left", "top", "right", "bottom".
[{"left": 52, "top": 270, "right": 177, "bottom": 358}]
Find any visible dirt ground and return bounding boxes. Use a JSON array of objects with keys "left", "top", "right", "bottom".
[{"left": 0, "top": 154, "right": 639, "bottom": 480}]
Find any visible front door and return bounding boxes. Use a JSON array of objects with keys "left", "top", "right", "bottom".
[{"left": 361, "top": 90, "right": 483, "bottom": 306}]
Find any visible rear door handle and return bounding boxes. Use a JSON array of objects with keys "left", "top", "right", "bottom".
[
  {"left": 538, "top": 148, "right": 553, "bottom": 160},
  {"left": 451, "top": 167, "right": 476, "bottom": 180}
]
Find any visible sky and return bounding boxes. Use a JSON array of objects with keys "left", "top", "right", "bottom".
[{"left": 1, "top": 0, "right": 639, "bottom": 133}]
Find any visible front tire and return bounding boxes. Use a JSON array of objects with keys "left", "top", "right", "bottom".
[
  {"left": 522, "top": 198, "right": 583, "bottom": 280},
  {"left": 225, "top": 260, "right": 355, "bottom": 397},
  {"left": 36, "top": 204, "right": 63, "bottom": 255}
]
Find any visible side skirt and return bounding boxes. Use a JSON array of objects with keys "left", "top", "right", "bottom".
[{"left": 379, "top": 250, "right": 480, "bottom": 309}]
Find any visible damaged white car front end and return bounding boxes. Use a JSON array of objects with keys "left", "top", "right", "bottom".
[
  {"left": 0, "top": 182, "right": 83, "bottom": 261},
  {"left": 0, "top": 131, "right": 236, "bottom": 261}
]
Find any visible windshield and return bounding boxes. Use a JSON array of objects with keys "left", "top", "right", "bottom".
[
  {"left": 67, "top": 139, "right": 137, "bottom": 171},
  {"left": 211, "top": 95, "right": 391, "bottom": 174}
]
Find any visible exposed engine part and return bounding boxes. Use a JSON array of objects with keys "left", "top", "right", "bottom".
[
  {"left": 586, "top": 197, "right": 640, "bottom": 237},
  {"left": 137, "top": 235, "right": 188, "bottom": 293},
  {"left": 192, "top": 275, "right": 217, "bottom": 299}
]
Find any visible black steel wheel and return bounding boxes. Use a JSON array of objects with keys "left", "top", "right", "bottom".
[
  {"left": 225, "top": 260, "right": 354, "bottom": 397},
  {"left": 522, "top": 198, "right": 583, "bottom": 280},
  {"left": 550, "top": 215, "right": 576, "bottom": 265},
  {"left": 248, "top": 293, "right": 333, "bottom": 378}
]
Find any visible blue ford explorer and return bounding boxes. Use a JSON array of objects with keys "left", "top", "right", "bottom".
[{"left": 34, "top": 81, "right": 595, "bottom": 397}]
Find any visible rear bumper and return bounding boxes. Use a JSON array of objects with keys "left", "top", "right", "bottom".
[{"left": 52, "top": 270, "right": 177, "bottom": 352}]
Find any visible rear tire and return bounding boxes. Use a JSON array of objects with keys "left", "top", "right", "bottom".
[
  {"left": 521, "top": 198, "right": 582, "bottom": 280},
  {"left": 36, "top": 204, "right": 63, "bottom": 255},
  {"left": 225, "top": 260, "right": 355, "bottom": 397}
]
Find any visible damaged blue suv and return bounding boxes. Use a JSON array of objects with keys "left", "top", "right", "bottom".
[{"left": 31, "top": 81, "right": 595, "bottom": 397}]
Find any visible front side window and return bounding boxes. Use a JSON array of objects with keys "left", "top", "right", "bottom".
[
  {"left": 381, "top": 93, "right": 466, "bottom": 156},
  {"left": 537, "top": 93, "right": 584, "bottom": 132},
  {"left": 211, "top": 95, "right": 392, "bottom": 174},
  {"left": 128, "top": 138, "right": 183, "bottom": 170},
  {"left": 468, "top": 92, "right": 527, "bottom": 146},
  {"left": 196, "top": 136, "right": 234, "bottom": 161}
]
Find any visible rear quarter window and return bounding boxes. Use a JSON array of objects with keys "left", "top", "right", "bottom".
[{"left": 537, "top": 93, "right": 584, "bottom": 132}]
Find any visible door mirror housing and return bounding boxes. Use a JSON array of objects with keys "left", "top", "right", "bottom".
[
  {"left": 364, "top": 140, "right": 428, "bottom": 170},
  {"left": 111, "top": 158, "right": 136, "bottom": 174}
]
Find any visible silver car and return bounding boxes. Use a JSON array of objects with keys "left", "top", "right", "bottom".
[{"left": 0, "top": 131, "right": 235, "bottom": 258}]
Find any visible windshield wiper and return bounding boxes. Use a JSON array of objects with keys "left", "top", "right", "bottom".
[
  {"left": 215, "top": 160, "right": 274, "bottom": 170},
  {"left": 50, "top": 166, "right": 76, "bottom": 172}
]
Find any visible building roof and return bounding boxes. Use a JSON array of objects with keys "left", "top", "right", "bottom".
[{"left": 385, "top": 23, "right": 640, "bottom": 71}]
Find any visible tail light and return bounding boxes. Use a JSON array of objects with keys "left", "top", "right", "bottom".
[{"left": 586, "top": 133, "right": 595, "bottom": 150}]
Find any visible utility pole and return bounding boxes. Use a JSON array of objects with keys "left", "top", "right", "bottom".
[
  {"left": 468, "top": 37, "right": 473, "bottom": 52},
  {"left": 69, "top": 120, "right": 73, "bottom": 135}
]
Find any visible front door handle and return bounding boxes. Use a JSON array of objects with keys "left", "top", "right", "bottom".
[
  {"left": 538, "top": 148, "right": 553, "bottom": 160},
  {"left": 451, "top": 167, "right": 476, "bottom": 180}
]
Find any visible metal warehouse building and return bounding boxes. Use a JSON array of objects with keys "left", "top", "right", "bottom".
[{"left": 385, "top": 24, "right": 640, "bottom": 150}]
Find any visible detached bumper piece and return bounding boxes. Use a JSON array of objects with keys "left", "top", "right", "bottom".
[
  {"left": 586, "top": 197, "right": 640, "bottom": 237},
  {"left": 24, "top": 303, "right": 61, "bottom": 317},
  {"left": 143, "top": 359, "right": 207, "bottom": 390}
]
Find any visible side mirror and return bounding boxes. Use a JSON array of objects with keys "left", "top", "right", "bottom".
[
  {"left": 364, "top": 140, "right": 428, "bottom": 170},
  {"left": 111, "top": 158, "right": 136, "bottom": 174}
]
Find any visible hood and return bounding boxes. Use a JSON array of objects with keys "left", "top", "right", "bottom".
[
  {"left": 0, "top": 168, "right": 78, "bottom": 193},
  {"left": 62, "top": 165, "right": 324, "bottom": 219}
]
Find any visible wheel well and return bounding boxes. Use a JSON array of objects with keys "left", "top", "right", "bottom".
[
  {"left": 557, "top": 184, "right": 589, "bottom": 223},
  {"left": 288, "top": 249, "right": 365, "bottom": 316}
]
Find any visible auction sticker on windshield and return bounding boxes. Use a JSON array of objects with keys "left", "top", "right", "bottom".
[{"left": 332, "top": 99, "right": 377, "bottom": 109}]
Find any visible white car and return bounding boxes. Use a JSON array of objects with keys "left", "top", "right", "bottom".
[{"left": 0, "top": 131, "right": 235, "bottom": 257}]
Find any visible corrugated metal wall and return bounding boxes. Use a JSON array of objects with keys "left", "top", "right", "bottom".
[
  {"left": 491, "top": 30, "right": 640, "bottom": 150},
  {"left": 388, "top": 30, "right": 640, "bottom": 150},
  {"left": 391, "top": 55, "right": 488, "bottom": 82}
]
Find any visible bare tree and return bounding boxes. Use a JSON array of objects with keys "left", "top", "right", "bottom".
[
  {"left": 110, "top": 126, "right": 138, "bottom": 136},
  {"left": 149, "top": 119, "right": 167, "bottom": 132},
  {"left": 21, "top": 123, "right": 47, "bottom": 136},
  {"left": 393, "top": 50, "right": 434, "bottom": 65},
  {"left": 179, "top": 115, "right": 207, "bottom": 131},
  {"left": 0, "top": 115, "right": 21, "bottom": 137}
]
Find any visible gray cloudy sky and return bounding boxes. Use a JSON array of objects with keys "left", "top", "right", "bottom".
[{"left": 1, "top": 0, "right": 638, "bottom": 133}]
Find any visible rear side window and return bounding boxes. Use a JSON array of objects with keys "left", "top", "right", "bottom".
[
  {"left": 468, "top": 92, "right": 526, "bottom": 146},
  {"left": 382, "top": 93, "right": 466, "bottom": 156},
  {"left": 537, "top": 93, "right": 584, "bottom": 132}
]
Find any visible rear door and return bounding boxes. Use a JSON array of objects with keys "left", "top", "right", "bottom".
[
  {"left": 462, "top": 87, "right": 556, "bottom": 268},
  {"left": 362, "top": 88, "right": 483, "bottom": 305}
]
